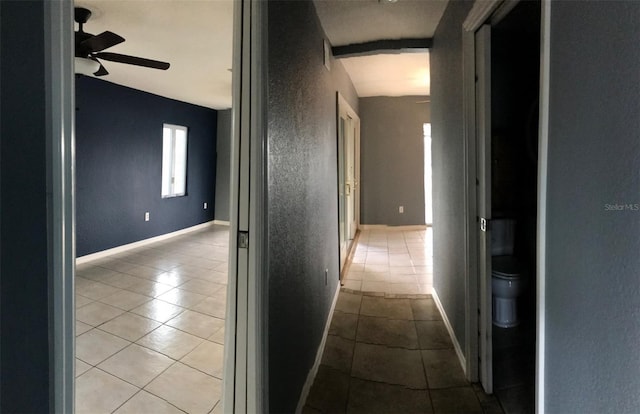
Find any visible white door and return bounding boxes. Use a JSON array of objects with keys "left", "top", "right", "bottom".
[
  {"left": 338, "top": 94, "right": 360, "bottom": 271},
  {"left": 476, "top": 24, "right": 493, "bottom": 394},
  {"left": 338, "top": 115, "right": 348, "bottom": 267},
  {"left": 346, "top": 115, "right": 357, "bottom": 240}
]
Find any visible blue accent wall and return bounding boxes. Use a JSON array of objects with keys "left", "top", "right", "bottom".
[
  {"left": 76, "top": 77, "right": 217, "bottom": 256},
  {"left": 1, "top": 1, "right": 51, "bottom": 411}
]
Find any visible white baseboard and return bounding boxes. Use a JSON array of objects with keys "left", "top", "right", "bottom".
[
  {"left": 212, "top": 220, "right": 230, "bottom": 226},
  {"left": 76, "top": 220, "right": 217, "bottom": 265},
  {"left": 295, "top": 283, "right": 341, "bottom": 414},
  {"left": 432, "top": 288, "right": 467, "bottom": 376},
  {"left": 359, "top": 224, "right": 428, "bottom": 231}
]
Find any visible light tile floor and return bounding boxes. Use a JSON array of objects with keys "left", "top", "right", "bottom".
[
  {"left": 342, "top": 228, "right": 433, "bottom": 296},
  {"left": 76, "top": 226, "right": 510, "bottom": 413},
  {"left": 75, "top": 225, "right": 229, "bottom": 414}
]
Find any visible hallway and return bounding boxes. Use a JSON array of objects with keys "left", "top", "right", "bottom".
[
  {"left": 304, "top": 291, "right": 503, "bottom": 413},
  {"left": 304, "top": 228, "right": 504, "bottom": 413},
  {"left": 341, "top": 228, "right": 433, "bottom": 296}
]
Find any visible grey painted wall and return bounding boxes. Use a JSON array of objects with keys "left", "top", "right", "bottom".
[
  {"left": 0, "top": 1, "right": 51, "bottom": 410},
  {"left": 430, "top": 0, "right": 473, "bottom": 353},
  {"left": 544, "top": 2, "right": 640, "bottom": 412},
  {"left": 267, "top": 0, "right": 358, "bottom": 412},
  {"left": 215, "top": 109, "right": 232, "bottom": 221},
  {"left": 360, "top": 96, "right": 429, "bottom": 225}
]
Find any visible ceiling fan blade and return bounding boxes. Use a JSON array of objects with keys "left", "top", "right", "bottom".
[
  {"left": 80, "top": 31, "right": 125, "bottom": 53},
  {"left": 94, "top": 63, "right": 109, "bottom": 77},
  {"left": 94, "top": 52, "right": 170, "bottom": 70}
]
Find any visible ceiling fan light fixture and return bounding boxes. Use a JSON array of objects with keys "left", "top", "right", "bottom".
[
  {"left": 75, "top": 57, "right": 100, "bottom": 76},
  {"left": 74, "top": 7, "right": 170, "bottom": 77}
]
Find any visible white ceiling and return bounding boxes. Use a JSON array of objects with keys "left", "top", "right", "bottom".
[
  {"left": 314, "top": 0, "right": 446, "bottom": 97},
  {"left": 340, "top": 52, "right": 430, "bottom": 97},
  {"left": 313, "top": 0, "right": 448, "bottom": 46},
  {"left": 76, "top": 0, "right": 445, "bottom": 109},
  {"left": 76, "top": 0, "right": 233, "bottom": 110}
]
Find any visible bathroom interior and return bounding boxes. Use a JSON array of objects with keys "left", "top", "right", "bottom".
[{"left": 490, "top": 1, "right": 541, "bottom": 413}]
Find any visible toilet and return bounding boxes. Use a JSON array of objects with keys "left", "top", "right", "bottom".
[{"left": 491, "top": 218, "right": 526, "bottom": 328}]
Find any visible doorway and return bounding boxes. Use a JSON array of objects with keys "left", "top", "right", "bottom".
[
  {"left": 489, "top": 4, "right": 540, "bottom": 412},
  {"left": 67, "top": 2, "right": 235, "bottom": 412},
  {"left": 471, "top": 2, "right": 541, "bottom": 413},
  {"left": 337, "top": 93, "right": 361, "bottom": 273}
]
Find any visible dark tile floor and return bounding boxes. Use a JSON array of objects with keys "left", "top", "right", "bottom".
[
  {"left": 303, "top": 290, "right": 505, "bottom": 414},
  {"left": 493, "top": 293, "right": 536, "bottom": 414}
]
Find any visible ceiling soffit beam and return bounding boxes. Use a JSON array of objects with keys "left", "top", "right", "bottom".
[{"left": 332, "top": 38, "right": 432, "bottom": 58}]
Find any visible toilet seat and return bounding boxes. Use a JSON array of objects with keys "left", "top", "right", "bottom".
[{"left": 491, "top": 256, "right": 521, "bottom": 280}]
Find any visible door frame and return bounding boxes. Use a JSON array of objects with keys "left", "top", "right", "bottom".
[
  {"left": 46, "top": 1, "right": 76, "bottom": 411},
  {"left": 475, "top": 23, "right": 493, "bottom": 394},
  {"left": 337, "top": 93, "right": 360, "bottom": 272},
  {"left": 461, "top": 0, "right": 502, "bottom": 386},
  {"left": 462, "top": 0, "right": 519, "bottom": 391},
  {"left": 536, "top": 2, "right": 551, "bottom": 412},
  {"left": 46, "top": 0, "right": 255, "bottom": 412},
  {"left": 223, "top": 0, "right": 268, "bottom": 412},
  {"left": 462, "top": 1, "right": 550, "bottom": 412}
]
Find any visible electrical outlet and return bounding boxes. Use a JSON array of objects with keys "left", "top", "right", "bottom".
[
  {"left": 145, "top": 212, "right": 150, "bottom": 221},
  {"left": 399, "top": 206, "right": 404, "bottom": 214},
  {"left": 204, "top": 202, "right": 208, "bottom": 209},
  {"left": 325, "top": 269, "right": 328, "bottom": 285}
]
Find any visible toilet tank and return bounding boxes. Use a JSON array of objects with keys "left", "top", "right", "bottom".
[{"left": 491, "top": 218, "right": 515, "bottom": 256}]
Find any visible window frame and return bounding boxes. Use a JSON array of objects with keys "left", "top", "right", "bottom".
[{"left": 161, "top": 123, "right": 189, "bottom": 198}]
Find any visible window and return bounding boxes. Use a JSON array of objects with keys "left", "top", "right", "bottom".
[
  {"left": 162, "top": 124, "right": 188, "bottom": 198},
  {"left": 424, "top": 123, "right": 432, "bottom": 225}
]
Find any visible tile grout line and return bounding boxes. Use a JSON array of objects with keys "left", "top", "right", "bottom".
[
  {"left": 341, "top": 291, "right": 366, "bottom": 413},
  {"left": 76, "top": 227, "right": 230, "bottom": 414},
  {"left": 415, "top": 307, "right": 437, "bottom": 414}
]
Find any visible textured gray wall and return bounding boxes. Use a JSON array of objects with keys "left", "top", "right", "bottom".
[
  {"left": 544, "top": 2, "right": 640, "bottom": 412},
  {"left": 267, "top": 1, "right": 359, "bottom": 412},
  {"left": 430, "top": 0, "right": 473, "bottom": 353},
  {"left": 360, "top": 96, "right": 429, "bottom": 225},
  {"left": 215, "top": 109, "right": 232, "bottom": 221}
]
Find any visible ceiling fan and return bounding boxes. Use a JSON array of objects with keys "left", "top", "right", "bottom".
[{"left": 74, "top": 7, "right": 170, "bottom": 76}]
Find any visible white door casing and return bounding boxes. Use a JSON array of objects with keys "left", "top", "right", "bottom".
[
  {"left": 346, "top": 116, "right": 356, "bottom": 240},
  {"left": 462, "top": 0, "right": 511, "bottom": 389},
  {"left": 222, "top": 0, "right": 268, "bottom": 412},
  {"left": 337, "top": 93, "right": 360, "bottom": 271},
  {"left": 46, "top": 0, "right": 76, "bottom": 412},
  {"left": 475, "top": 24, "right": 493, "bottom": 395}
]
